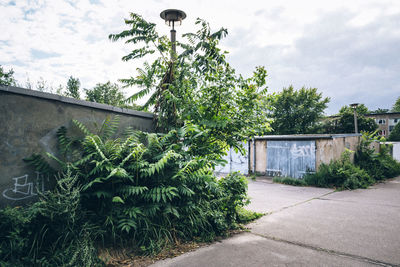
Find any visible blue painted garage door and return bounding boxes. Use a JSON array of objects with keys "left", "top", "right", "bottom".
[{"left": 266, "top": 140, "right": 316, "bottom": 178}]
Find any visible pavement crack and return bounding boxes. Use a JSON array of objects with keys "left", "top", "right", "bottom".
[
  {"left": 269, "top": 191, "right": 336, "bottom": 215},
  {"left": 250, "top": 232, "right": 398, "bottom": 267}
]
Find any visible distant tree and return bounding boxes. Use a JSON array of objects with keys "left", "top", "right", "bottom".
[
  {"left": 388, "top": 122, "right": 400, "bottom": 141},
  {"left": 0, "top": 65, "right": 17, "bottom": 86},
  {"left": 85, "top": 81, "right": 125, "bottom": 107},
  {"left": 321, "top": 104, "right": 378, "bottom": 134},
  {"left": 392, "top": 97, "right": 400, "bottom": 112},
  {"left": 371, "top": 108, "right": 389, "bottom": 114},
  {"left": 65, "top": 76, "right": 80, "bottom": 99},
  {"left": 267, "top": 86, "right": 330, "bottom": 135}
]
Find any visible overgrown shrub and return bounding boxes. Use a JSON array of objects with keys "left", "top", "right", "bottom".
[
  {"left": 304, "top": 152, "right": 373, "bottom": 190},
  {"left": 14, "top": 117, "right": 253, "bottom": 260},
  {"left": 355, "top": 132, "right": 400, "bottom": 180},
  {"left": 0, "top": 170, "right": 103, "bottom": 266}
]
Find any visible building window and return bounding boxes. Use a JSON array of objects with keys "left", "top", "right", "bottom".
[
  {"left": 379, "top": 130, "right": 386, "bottom": 136},
  {"left": 389, "top": 126, "right": 394, "bottom": 131},
  {"left": 395, "top": 118, "right": 399, "bottom": 123},
  {"left": 377, "top": 119, "right": 386, "bottom": 125}
]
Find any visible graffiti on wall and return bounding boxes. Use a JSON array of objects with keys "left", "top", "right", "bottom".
[
  {"left": 2, "top": 172, "right": 48, "bottom": 201},
  {"left": 267, "top": 140, "right": 316, "bottom": 178}
]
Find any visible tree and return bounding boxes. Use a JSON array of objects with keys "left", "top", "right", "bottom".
[
  {"left": 65, "top": 76, "right": 80, "bottom": 99},
  {"left": 0, "top": 65, "right": 17, "bottom": 86},
  {"left": 388, "top": 122, "right": 400, "bottom": 141},
  {"left": 321, "top": 104, "right": 378, "bottom": 134},
  {"left": 392, "top": 97, "right": 400, "bottom": 112},
  {"left": 109, "top": 13, "right": 270, "bottom": 158},
  {"left": 371, "top": 108, "right": 389, "bottom": 114},
  {"left": 85, "top": 81, "right": 125, "bottom": 107},
  {"left": 267, "top": 86, "right": 330, "bottom": 135}
]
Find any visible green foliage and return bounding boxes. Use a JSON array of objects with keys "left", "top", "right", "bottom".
[
  {"left": 0, "top": 65, "right": 17, "bottom": 86},
  {"left": 392, "top": 96, "right": 400, "bottom": 112},
  {"left": 236, "top": 207, "right": 264, "bottom": 224},
  {"left": 21, "top": 118, "right": 251, "bottom": 257},
  {"left": 109, "top": 14, "right": 271, "bottom": 154},
  {"left": 354, "top": 132, "right": 400, "bottom": 180},
  {"left": 218, "top": 172, "right": 249, "bottom": 225},
  {"left": 85, "top": 81, "right": 126, "bottom": 107},
  {"left": 273, "top": 177, "right": 307, "bottom": 186},
  {"left": 304, "top": 150, "right": 373, "bottom": 190},
  {"left": 0, "top": 170, "right": 103, "bottom": 266},
  {"left": 321, "top": 104, "right": 378, "bottom": 134},
  {"left": 267, "top": 86, "right": 329, "bottom": 134},
  {"left": 388, "top": 122, "right": 400, "bottom": 141},
  {"left": 66, "top": 76, "right": 81, "bottom": 99}
]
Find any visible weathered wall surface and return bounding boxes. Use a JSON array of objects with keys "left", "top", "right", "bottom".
[
  {"left": 255, "top": 140, "right": 267, "bottom": 174},
  {"left": 316, "top": 135, "right": 359, "bottom": 169},
  {"left": 0, "top": 86, "right": 154, "bottom": 207}
]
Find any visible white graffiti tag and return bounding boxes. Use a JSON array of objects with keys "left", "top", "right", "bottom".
[
  {"left": 290, "top": 144, "right": 315, "bottom": 159},
  {"left": 2, "top": 172, "right": 46, "bottom": 201}
]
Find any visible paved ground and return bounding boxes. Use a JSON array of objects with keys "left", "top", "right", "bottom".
[{"left": 151, "top": 177, "right": 400, "bottom": 267}]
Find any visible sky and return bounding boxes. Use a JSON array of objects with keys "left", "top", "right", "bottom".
[{"left": 1, "top": 0, "right": 400, "bottom": 115}]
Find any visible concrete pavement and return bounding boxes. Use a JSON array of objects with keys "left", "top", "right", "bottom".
[{"left": 151, "top": 177, "right": 400, "bottom": 267}]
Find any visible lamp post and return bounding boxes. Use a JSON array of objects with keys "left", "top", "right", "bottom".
[
  {"left": 350, "top": 103, "right": 359, "bottom": 133},
  {"left": 160, "top": 9, "right": 186, "bottom": 60}
]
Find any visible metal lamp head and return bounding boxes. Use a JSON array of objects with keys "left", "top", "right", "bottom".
[
  {"left": 350, "top": 103, "right": 359, "bottom": 109},
  {"left": 160, "top": 9, "right": 186, "bottom": 28}
]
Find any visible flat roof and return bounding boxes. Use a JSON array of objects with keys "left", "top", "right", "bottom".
[
  {"left": 253, "top": 133, "right": 361, "bottom": 140},
  {"left": 0, "top": 85, "right": 154, "bottom": 119}
]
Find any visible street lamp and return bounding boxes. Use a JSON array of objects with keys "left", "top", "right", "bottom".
[
  {"left": 160, "top": 9, "right": 186, "bottom": 60},
  {"left": 350, "top": 103, "right": 359, "bottom": 133}
]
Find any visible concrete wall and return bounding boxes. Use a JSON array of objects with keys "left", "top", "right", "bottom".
[
  {"left": 0, "top": 85, "right": 154, "bottom": 207},
  {"left": 316, "top": 135, "right": 359, "bottom": 169}
]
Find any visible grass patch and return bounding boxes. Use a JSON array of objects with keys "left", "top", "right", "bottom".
[{"left": 273, "top": 177, "right": 307, "bottom": 186}]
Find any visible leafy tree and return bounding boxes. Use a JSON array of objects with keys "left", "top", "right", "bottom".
[
  {"left": 388, "top": 122, "right": 400, "bottom": 141},
  {"left": 267, "top": 86, "right": 329, "bottom": 135},
  {"left": 109, "top": 13, "right": 270, "bottom": 158},
  {"left": 85, "top": 81, "right": 125, "bottom": 107},
  {"left": 0, "top": 65, "right": 17, "bottom": 86},
  {"left": 392, "top": 97, "right": 400, "bottom": 112},
  {"left": 370, "top": 108, "right": 389, "bottom": 114},
  {"left": 322, "top": 104, "right": 378, "bottom": 134},
  {"left": 65, "top": 76, "right": 80, "bottom": 99}
]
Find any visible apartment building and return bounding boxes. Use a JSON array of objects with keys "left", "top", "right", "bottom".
[{"left": 365, "top": 112, "right": 400, "bottom": 138}]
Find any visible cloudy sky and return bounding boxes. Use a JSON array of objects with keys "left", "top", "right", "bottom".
[{"left": 1, "top": 0, "right": 399, "bottom": 114}]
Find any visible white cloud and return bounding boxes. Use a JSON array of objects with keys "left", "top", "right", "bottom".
[{"left": 1, "top": 0, "right": 400, "bottom": 112}]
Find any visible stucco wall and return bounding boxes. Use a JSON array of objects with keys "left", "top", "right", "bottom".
[
  {"left": 316, "top": 136, "right": 359, "bottom": 170},
  {"left": 0, "top": 86, "right": 154, "bottom": 206}
]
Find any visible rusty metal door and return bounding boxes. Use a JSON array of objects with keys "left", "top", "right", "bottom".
[{"left": 266, "top": 140, "right": 316, "bottom": 178}]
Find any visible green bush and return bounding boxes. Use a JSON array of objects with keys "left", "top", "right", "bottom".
[
  {"left": 304, "top": 150, "right": 374, "bottom": 190},
  {"left": 355, "top": 132, "right": 400, "bottom": 180},
  {"left": 0, "top": 170, "right": 103, "bottom": 266},
  {"left": 11, "top": 117, "right": 252, "bottom": 262}
]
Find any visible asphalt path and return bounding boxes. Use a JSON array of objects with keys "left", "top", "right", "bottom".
[{"left": 151, "top": 176, "right": 400, "bottom": 267}]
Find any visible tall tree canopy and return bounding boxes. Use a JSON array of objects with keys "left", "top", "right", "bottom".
[
  {"left": 109, "top": 13, "right": 270, "bottom": 158},
  {"left": 267, "top": 86, "right": 329, "bottom": 135},
  {"left": 85, "top": 81, "right": 126, "bottom": 107}
]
